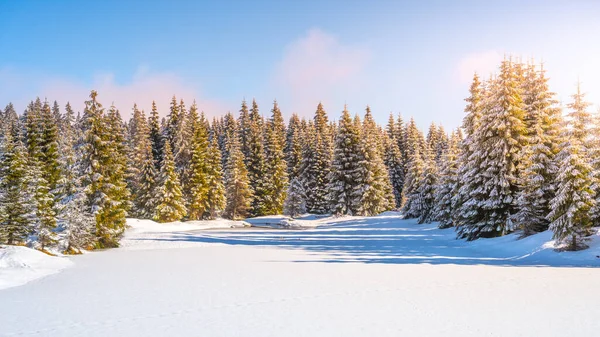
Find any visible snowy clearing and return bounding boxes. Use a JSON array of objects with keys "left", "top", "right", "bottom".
[{"left": 1, "top": 214, "right": 600, "bottom": 336}]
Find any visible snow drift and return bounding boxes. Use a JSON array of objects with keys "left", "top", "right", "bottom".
[{"left": 0, "top": 245, "right": 73, "bottom": 290}]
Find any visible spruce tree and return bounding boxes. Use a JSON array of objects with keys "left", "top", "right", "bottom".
[
  {"left": 80, "top": 91, "right": 129, "bottom": 248},
  {"left": 244, "top": 99, "right": 268, "bottom": 215},
  {"left": 383, "top": 133, "right": 404, "bottom": 209},
  {"left": 148, "top": 101, "right": 163, "bottom": 169},
  {"left": 514, "top": 63, "right": 562, "bottom": 235},
  {"left": 283, "top": 177, "right": 306, "bottom": 218},
  {"left": 0, "top": 136, "right": 35, "bottom": 245},
  {"left": 285, "top": 113, "right": 303, "bottom": 180},
  {"left": 205, "top": 137, "right": 226, "bottom": 219},
  {"left": 456, "top": 60, "right": 526, "bottom": 240},
  {"left": 154, "top": 142, "right": 187, "bottom": 222},
  {"left": 187, "top": 108, "right": 211, "bottom": 220},
  {"left": 263, "top": 100, "right": 289, "bottom": 214},
  {"left": 548, "top": 84, "right": 595, "bottom": 250},
  {"left": 433, "top": 130, "right": 461, "bottom": 228},
  {"left": 358, "top": 106, "right": 394, "bottom": 216},
  {"left": 328, "top": 107, "right": 363, "bottom": 215},
  {"left": 300, "top": 103, "right": 332, "bottom": 214},
  {"left": 223, "top": 126, "right": 252, "bottom": 220}
]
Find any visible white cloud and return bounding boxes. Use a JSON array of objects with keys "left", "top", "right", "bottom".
[
  {"left": 0, "top": 67, "right": 226, "bottom": 120},
  {"left": 272, "top": 28, "right": 370, "bottom": 117},
  {"left": 456, "top": 50, "right": 503, "bottom": 83}
]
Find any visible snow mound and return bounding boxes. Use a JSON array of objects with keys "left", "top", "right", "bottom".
[
  {"left": 245, "top": 214, "right": 337, "bottom": 229},
  {"left": 126, "top": 218, "right": 250, "bottom": 233},
  {"left": 0, "top": 245, "right": 73, "bottom": 290}
]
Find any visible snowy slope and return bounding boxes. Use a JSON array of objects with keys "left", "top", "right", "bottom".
[
  {"left": 0, "top": 245, "right": 73, "bottom": 290},
  {"left": 1, "top": 214, "right": 600, "bottom": 336}
]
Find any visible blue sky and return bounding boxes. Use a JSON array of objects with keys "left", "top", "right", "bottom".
[{"left": 1, "top": 0, "right": 599, "bottom": 129}]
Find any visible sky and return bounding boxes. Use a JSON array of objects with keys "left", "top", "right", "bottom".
[{"left": 1, "top": 0, "right": 599, "bottom": 130}]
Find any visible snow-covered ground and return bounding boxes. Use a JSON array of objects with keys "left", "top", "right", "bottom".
[
  {"left": 1, "top": 213, "right": 600, "bottom": 336},
  {"left": 0, "top": 245, "right": 73, "bottom": 290}
]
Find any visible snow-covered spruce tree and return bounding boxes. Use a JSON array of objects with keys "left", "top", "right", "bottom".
[
  {"left": 1, "top": 103, "right": 20, "bottom": 141},
  {"left": 148, "top": 101, "right": 163, "bottom": 169},
  {"left": 547, "top": 85, "right": 595, "bottom": 250},
  {"left": 164, "top": 96, "right": 181, "bottom": 153},
  {"left": 80, "top": 91, "right": 130, "bottom": 248},
  {"left": 456, "top": 60, "right": 526, "bottom": 240},
  {"left": 55, "top": 102, "right": 78, "bottom": 201},
  {"left": 220, "top": 112, "right": 238, "bottom": 174},
  {"left": 358, "top": 106, "right": 394, "bottom": 216},
  {"left": 401, "top": 144, "right": 426, "bottom": 219},
  {"left": 263, "top": 100, "right": 289, "bottom": 215},
  {"left": 127, "top": 104, "right": 153, "bottom": 216},
  {"left": 246, "top": 99, "right": 268, "bottom": 216},
  {"left": 204, "top": 137, "right": 226, "bottom": 219},
  {"left": 24, "top": 98, "right": 43, "bottom": 161},
  {"left": 285, "top": 113, "right": 303, "bottom": 180},
  {"left": 136, "top": 142, "right": 158, "bottom": 219},
  {"left": 382, "top": 133, "right": 404, "bottom": 209},
  {"left": 223, "top": 126, "right": 253, "bottom": 220},
  {"left": 433, "top": 130, "right": 461, "bottom": 228},
  {"left": 283, "top": 177, "right": 306, "bottom": 218},
  {"left": 97, "top": 105, "right": 131, "bottom": 245},
  {"left": 415, "top": 159, "right": 437, "bottom": 224},
  {"left": 0, "top": 135, "right": 36, "bottom": 245},
  {"left": 60, "top": 188, "right": 95, "bottom": 254},
  {"left": 300, "top": 103, "right": 332, "bottom": 214},
  {"left": 40, "top": 100, "right": 62, "bottom": 192},
  {"left": 174, "top": 99, "right": 193, "bottom": 187},
  {"left": 453, "top": 73, "right": 485, "bottom": 230},
  {"left": 29, "top": 158, "right": 57, "bottom": 251},
  {"left": 327, "top": 106, "right": 363, "bottom": 215},
  {"left": 548, "top": 135, "right": 595, "bottom": 250},
  {"left": 238, "top": 100, "right": 251, "bottom": 161},
  {"left": 513, "top": 63, "right": 562, "bottom": 236},
  {"left": 154, "top": 141, "right": 187, "bottom": 223},
  {"left": 186, "top": 107, "right": 211, "bottom": 220}
]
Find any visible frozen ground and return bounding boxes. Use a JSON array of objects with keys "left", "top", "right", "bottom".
[{"left": 1, "top": 213, "right": 600, "bottom": 336}]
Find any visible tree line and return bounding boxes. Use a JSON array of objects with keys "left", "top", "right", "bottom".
[{"left": 0, "top": 58, "right": 597, "bottom": 252}]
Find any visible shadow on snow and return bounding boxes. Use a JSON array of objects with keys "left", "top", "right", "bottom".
[{"left": 133, "top": 216, "right": 600, "bottom": 268}]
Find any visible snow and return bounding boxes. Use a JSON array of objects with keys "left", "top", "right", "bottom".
[
  {"left": 0, "top": 245, "right": 73, "bottom": 290},
  {"left": 1, "top": 214, "right": 600, "bottom": 336}
]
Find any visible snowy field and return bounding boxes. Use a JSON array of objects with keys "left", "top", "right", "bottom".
[{"left": 1, "top": 213, "right": 600, "bottom": 336}]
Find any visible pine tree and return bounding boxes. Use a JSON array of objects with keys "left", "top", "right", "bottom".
[
  {"left": 0, "top": 136, "right": 35, "bottom": 245},
  {"left": 174, "top": 99, "right": 193, "bottom": 184},
  {"left": 402, "top": 145, "right": 427, "bottom": 219},
  {"left": 127, "top": 104, "right": 153, "bottom": 216},
  {"left": 244, "top": 99, "right": 268, "bottom": 215},
  {"left": 547, "top": 84, "right": 595, "bottom": 250},
  {"left": 456, "top": 60, "right": 526, "bottom": 240},
  {"left": 383, "top": 133, "right": 404, "bottom": 208},
  {"left": 205, "top": 137, "right": 226, "bottom": 219},
  {"left": 149, "top": 101, "right": 163, "bottom": 169},
  {"left": 238, "top": 100, "right": 251, "bottom": 160},
  {"left": 548, "top": 136, "right": 595, "bottom": 250},
  {"left": 433, "top": 130, "right": 461, "bottom": 228},
  {"left": 154, "top": 142, "right": 187, "bottom": 222},
  {"left": 285, "top": 113, "right": 303, "bottom": 180},
  {"left": 514, "top": 63, "right": 562, "bottom": 236},
  {"left": 60, "top": 189, "right": 95, "bottom": 254},
  {"left": 358, "top": 106, "right": 394, "bottom": 216},
  {"left": 56, "top": 102, "right": 78, "bottom": 200},
  {"left": 80, "top": 91, "right": 129, "bottom": 248},
  {"left": 300, "top": 103, "right": 332, "bottom": 214},
  {"left": 328, "top": 107, "right": 363, "bottom": 215},
  {"left": 187, "top": 108, "right": 211, "bottom": 220},
  {"left": 283, "top": 177, "right": 306, "bottom": 218},
  {"left": 223, "top": 126, "right": 252, "bottom": 220},
  {"left": 263, "top": 100, "right": 289, "bottom": 214}
]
